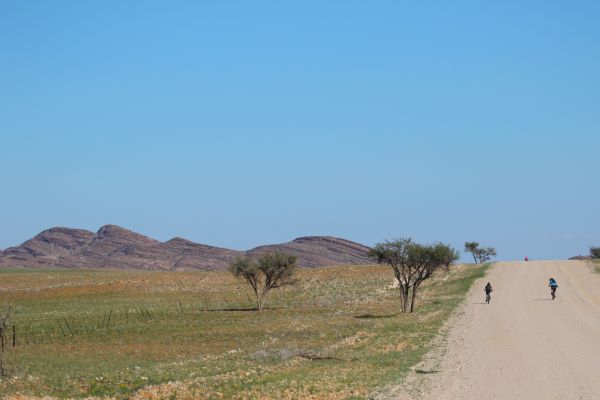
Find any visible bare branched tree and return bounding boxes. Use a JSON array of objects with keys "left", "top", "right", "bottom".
[
  {"left": 474, "top": 247, "right": 497, "bottom": 263},
  {"left": 464, "top": 241, "right": 480, "bottom": 263},
  {"left": 464, "top": 242, "right": 496, "bottom": 263}
]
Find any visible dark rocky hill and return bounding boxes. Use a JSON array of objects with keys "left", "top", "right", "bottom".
[
  {"left": 0, "top": 225, "right": 371, "bottom": 270},
  {"left": 568, "top": 255, "right": 592, "bottom": 261},
  {"left": 246, "top": 236, "right": 372, "bottom": 267}
]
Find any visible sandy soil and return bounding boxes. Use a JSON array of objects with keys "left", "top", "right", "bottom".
[{"left": 388, "top": 260, "right": 600, "bottom": 400}]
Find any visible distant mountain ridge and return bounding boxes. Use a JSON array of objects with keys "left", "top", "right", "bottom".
[
  {"left": 0, "top": 225, "right": 372, "bottom": 270},
  {"left": 568, "top": 255, "right": 592, "bottom": 261}
]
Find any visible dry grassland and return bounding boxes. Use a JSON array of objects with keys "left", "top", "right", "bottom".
[{"left": 0, "top": 263, "right": 488, "bottom": 399}]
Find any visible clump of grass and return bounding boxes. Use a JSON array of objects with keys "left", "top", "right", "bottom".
[
  {"left": 590, "top": 259, "right": 600, "bottom": 273},
  {"left": 0, "top": 263, "right": 489, "bottom": 399}
]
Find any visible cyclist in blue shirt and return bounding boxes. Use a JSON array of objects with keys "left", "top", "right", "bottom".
[{"left": 549, "top": 278, "right": 558, "bottom": 300}]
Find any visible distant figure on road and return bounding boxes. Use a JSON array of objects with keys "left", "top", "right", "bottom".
[
  {"left": 549, "top": 277, "right": 558, "bottom": 300},
  {"left": 484, "top": 282, "right": 493, "bottom": 303},
  {"left": 524, "top": 256, "right": 529, "bottom": 262}
]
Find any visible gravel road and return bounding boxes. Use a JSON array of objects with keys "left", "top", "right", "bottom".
[{"left": 393, "top": 260, "right": 600, "bottom": 400}]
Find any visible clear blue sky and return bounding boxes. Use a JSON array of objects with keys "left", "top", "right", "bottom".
[{"left": 1, "top": 1, "right": 599, "bottom": 261}]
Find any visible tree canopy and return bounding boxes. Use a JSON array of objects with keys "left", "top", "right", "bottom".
[
  {"left": 229, "top": 251, "right": 297, "bottom": 311},
  {"left": 369, "top": 239, "right": 459, "bottom": 313}
]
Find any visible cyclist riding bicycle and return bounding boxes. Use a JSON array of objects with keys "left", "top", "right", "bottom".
[
  {"left": 484, "top": 282, "right": 493, "bottom": 303},
  {"left": 549, "top": 277, "right": 558, "bottom": 300}
]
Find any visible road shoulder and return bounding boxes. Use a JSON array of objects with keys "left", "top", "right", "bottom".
[{"left": 376, "top": 263, "right": 493, "bottom": 399}]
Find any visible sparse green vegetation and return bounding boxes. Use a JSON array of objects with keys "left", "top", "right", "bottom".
[
  {"left": 590, "top": 258, "right": 600, "bottom": 274},
  {"left": 0, "top": 263, "right": 489, "bottom": 399},
  {"left": 590, "top": 246, "right": 600, "bottom": 260},
  {"left": 229, "top": 252, "right": 298, "bottom": 311}
]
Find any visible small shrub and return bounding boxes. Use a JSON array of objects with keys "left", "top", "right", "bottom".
[{"left": 229, "top": 252, "right": 297, "bottom": 311}]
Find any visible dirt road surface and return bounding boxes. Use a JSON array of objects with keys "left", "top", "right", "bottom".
[{"left": 394, "top": 260, "right": 600, "bottom": 400}]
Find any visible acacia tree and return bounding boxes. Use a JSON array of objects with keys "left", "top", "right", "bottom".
[
  {"left": 590, "top": 247, "right": 600, "bottom": 259},
  {"left": 407, "top": 242, "right": 459, "bottom": 312},
  {"left": 435, "top": 242, "right": 461, "bottom": 271},
  {"left": 229, "top": 252, "right": 297, "bottom": 311},
  {"left": 474, "top": 247, "right": 497, "bottom": 263},
  {"left": 464, "top": 242, "right": 496, "bottom": 263},
  {"left": 369, "top": 239, "right": 459, "bottom": 313},
  {"left": 464, "top": 242, "right": 480, "bottom": 263},
  {"left": 369, "top": 239, "right": 413, "bottom": 312}
]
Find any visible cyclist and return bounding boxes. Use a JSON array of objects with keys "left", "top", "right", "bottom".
[
  {"left": 484, "top": 282, "right": 493, "bottom": 303},
  {"left": 549, "top": 277, "right": 558, "bottom": 300}
]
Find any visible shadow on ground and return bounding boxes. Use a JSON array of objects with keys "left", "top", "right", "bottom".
[
  {"left": 202, "top": 307, "right": 259, "bottom": 312},
  {"left": 353, "top": 313, "right": 397, "bottom": 319},
  {"left": 415, "top": 369, "right": 441, "bottom": 374}
]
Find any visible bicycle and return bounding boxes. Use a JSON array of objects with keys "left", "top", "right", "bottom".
[{"left": 485, "top": 290, "right": 492, "bottom": 304}]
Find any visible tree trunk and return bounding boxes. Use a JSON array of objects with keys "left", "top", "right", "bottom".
[
  {"left": 398, "top": 284, "right": 409, "bottom": 313},
  {"left": 259, "top": 290, "right": 270, "bottom": 311},
  {"left": 254, "top": 288, "right": 262, "bottom": 311},
  {"left": 410, "top": 285, "right": 418, "bottom": 313},
  {"left": 397, "top": 284, "right": 405, "bottom": 312}
]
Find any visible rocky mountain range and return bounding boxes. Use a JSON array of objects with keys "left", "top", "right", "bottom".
[{"left": 0, "top": 225, "right": 372, "bottom": 270}]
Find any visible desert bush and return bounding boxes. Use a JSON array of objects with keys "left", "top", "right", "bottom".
[
  {"left": 229, "top": 252, "right": 297, "bottom": 311},
  {"left": 436, "top": 242, "right": 461, "bottom": 271},
  {"left": 590, "top": 247, "right": 600, "bottom": 259}
]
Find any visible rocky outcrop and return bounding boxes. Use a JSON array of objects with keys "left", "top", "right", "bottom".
[
  {"left": 0, "top": 227, "right": 95, "bottom": 268},
  {"left": 246, "top": 236, "right": 372, "bottom": 267},
  {"left": 1, "top": 227, "right": 94, "bottom": 259},
  {"left": 0, "top": 226, "right": 371, "bottom": 270},
  {"left": 156, "top": 238, "right": 242, "bottom": 270}
]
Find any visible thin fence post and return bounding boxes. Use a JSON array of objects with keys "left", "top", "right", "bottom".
[
  {"left": 57, "top": 319, "right": 66, "bottom": 337},
  {"left": 106, "top": 309, "right": 113, "bottom": 328},
  {"left": 63, "top": 317, "right": 74, "bottom": 336}
]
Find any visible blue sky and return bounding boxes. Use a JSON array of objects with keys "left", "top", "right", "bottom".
[{"left": 1, "top": 1, "right": 599, "bottom": 261}]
